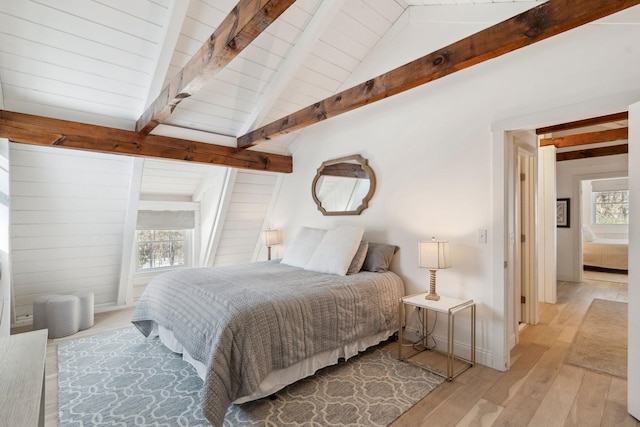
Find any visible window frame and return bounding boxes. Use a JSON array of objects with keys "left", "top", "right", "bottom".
[{"left": 134, "top": 201, "right": 200, "bottom": 277}]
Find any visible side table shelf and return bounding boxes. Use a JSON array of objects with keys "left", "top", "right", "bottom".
[{"left": 398, "top": 293, "right": 476, "bottom": 381}]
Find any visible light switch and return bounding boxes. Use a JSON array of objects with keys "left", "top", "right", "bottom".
[{"left": 478, "top": 229, "right": 487, "bottom": 244}]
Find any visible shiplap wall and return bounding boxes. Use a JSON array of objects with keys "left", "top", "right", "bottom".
[
  {"left": 0, "top": 138, "right": 10, "bottom": 336},
  {"left": 10, "top": 144, "right": 135, "bottom": 321},
  {"left": 211, "top": 171, "right": 280, "bottom": 266}
]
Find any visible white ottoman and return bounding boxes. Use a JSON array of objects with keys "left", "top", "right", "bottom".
[
  {"left": 72, "top": 291, "right": 94, "bottom": 331},
  {"left": 32, "top": 294, "right": 59, "bottom": 331},
  {"left": 46, "top": 295, "right": 80, "bottom": 338}
]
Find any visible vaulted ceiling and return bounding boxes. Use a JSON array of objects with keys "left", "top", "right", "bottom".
[
  {"left": 0, "top": 0, "right": 636, "bottom": 166},
  {"left": 0, "top": 0, "right": 410, "bottom": 156}
]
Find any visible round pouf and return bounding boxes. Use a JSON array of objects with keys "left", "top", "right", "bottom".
[
  {"left": 45, "top": 295, "right": 80, "bottom": 338},
  {"left": 72, "top": 290, "right": 94, "bottom": 331},
  {"left": 32, "top": 294, "right": 59, "bottom": 331}
]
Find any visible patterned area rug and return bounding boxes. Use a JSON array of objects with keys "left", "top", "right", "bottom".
[
  {"left": 58, "top": 328, "right": 443, "bottom": 426},
  {"left": 565, "top": 298, "right": 627, "bottom": 378}
]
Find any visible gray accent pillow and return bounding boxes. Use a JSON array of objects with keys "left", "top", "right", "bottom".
[
  {"left": 361, "top": 242, "right": 399, "bottom": 272},
  {"left": 347, "top": 241, "right": 369, "bottom": 275}
]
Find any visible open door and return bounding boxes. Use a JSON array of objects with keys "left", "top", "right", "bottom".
[
  {"left": 519, "top": 154, "right": 537, "bottom": 325},
  {"left": 506, "top": 130, "right": 539, "bottom": 349}
]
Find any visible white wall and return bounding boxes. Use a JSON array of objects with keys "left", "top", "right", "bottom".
[
  {"left": 556, "top": 155, "right": 628, "bottom": 282},
  {"left": 628, "top": 100, "right": 640, "bottom": 420},
  {"left": 197, "top": 170, "right": 228, "bottom": 267},
  {"left": 268, "top": 6, "right": 640, "bottom": 370},
  {"left": 0, "top": 137, "right": 9, "bottom": 336},
  {"left": 10, "top": 144, "right": 136, "bottom": 322},
  {"left": 212, "top": 171, "right": 281, "bottom": 266},
  {"left": 0, "top": 83, "right": 10, "bottom": 336}
]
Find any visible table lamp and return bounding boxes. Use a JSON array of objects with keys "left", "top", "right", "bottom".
[
  {"left": 418, "top": 237, "right": 451, "bottom": 301},
  {"left": 261, "top": 229, "right": 282, "bottom": 260}
]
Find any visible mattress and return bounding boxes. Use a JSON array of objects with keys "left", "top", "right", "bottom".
[{"left": 583, "top": 238, "right": 628, "bottom": 270}]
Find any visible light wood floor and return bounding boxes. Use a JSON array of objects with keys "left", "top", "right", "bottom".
[
  {"left": 14, "top": 271, "right": 638, "bottom": 427},
  {"left": 391, "top": 270, "right": 638, "bottom": 427}
]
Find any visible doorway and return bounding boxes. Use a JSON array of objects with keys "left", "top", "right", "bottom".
[{"left": 578, "top": 177, "right": 629, "bottom": 281}]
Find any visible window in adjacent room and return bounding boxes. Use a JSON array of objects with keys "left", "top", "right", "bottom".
[{"left": 593, "top": 189, "right": 629, "bottom": 225}]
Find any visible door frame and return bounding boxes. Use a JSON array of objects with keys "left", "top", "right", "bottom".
[{"left": 490, "top": 97, "right": 635, "bottom": 371}]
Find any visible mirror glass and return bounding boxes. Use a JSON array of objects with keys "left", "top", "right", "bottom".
[{"left": 312, "top": 154, "right": 376, "bottom": 216}]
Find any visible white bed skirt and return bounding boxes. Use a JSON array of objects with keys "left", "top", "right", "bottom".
[{"left": 148, "top": 322, "right": 396, "bottom": 404}]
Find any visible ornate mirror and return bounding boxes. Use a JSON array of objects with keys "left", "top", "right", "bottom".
[{"left": 312, "top": 154, "right": 376, "bottom": 216}]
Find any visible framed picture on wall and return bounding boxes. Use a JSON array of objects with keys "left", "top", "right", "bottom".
[{"left": 557, "top": 198, "right": 570, "bottom": 228}]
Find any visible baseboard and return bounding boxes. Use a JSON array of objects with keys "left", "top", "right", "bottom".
[{"left": 401, "top": 326, "right": 493, "bottom": 368}]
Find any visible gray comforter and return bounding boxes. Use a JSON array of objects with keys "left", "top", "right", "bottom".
[{"left": 131, "top": 261, "right": 404, "bottom": 427}]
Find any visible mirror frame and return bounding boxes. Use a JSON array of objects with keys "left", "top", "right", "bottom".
[{"left": 311, "top": 154, "right": 376, "bottom": 216}]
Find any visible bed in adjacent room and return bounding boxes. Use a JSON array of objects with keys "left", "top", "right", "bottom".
[
  {"left": 583, "top": 238, "right": 628, "bottom": 271},
  {"left": 131, "top": 226, "right": 404, "bottom": 427}
]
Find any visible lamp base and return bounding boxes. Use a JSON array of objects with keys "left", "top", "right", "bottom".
[{"left": 425, "top": 269, "right": 440, "bottom": 300}]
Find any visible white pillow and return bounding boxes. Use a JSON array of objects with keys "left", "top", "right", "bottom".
[
  {"left": 305, "top": 226, "right": 365, "bottom": 275},
  {"left": 280, "top": 227, "right": 327, "bottom": 268},
  {"left": 582, "top": 225, "right": 597, "bottom": 242}
]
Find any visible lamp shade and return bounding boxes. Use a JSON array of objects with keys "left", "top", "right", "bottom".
[
  {"left": 418, "top": 238, "right": 451, "bottom": 269},
  {"left": 261, "top": 229, "right": 282, "bottom": 246}
]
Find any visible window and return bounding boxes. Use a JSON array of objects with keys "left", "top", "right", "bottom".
[
  {"left": 135, "top": 209, "right": 196, "bottom": 272},
  {"left": 593, "top": 190, "right": 629, "bottom": 225},
  {"left": 137, "top": 230, "right": 186, "bottom": 270}
]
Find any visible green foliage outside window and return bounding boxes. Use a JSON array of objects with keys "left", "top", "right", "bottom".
[
  {"left": 594, "top": 190, "right": 629, "bottom": 225},
  {"left": 137, "top": 230, "right": 185, "bottom": 270}
]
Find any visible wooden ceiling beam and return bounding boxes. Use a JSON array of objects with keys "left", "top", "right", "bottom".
[
  {"left": 237, "top": 0, "right": 640, "bottom": 148},
  {"left": 136, "top": 0, "right": 297, "bottom": 135},
  {"left": 536, "top": 111, "right": 628, "bottom": 135},
  {"left": 1, "top": 110, "right": 292, "bottom": 173},
  {"left": 556, "top": 144, "right": 628, "bottom": 161},
  {"left": 540, "top": 127, "right": 628, "bottom": 147}
]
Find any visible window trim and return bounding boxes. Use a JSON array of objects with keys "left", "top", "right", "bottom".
[{"left": 134, "top": 201, "right": 200, "bottom": 276}]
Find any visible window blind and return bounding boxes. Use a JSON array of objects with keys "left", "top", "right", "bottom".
[
  {"left": 136, "top": 210, "right": 195, "bottom": 230},
  {"left": 591, "top": 178, "right": 628, "bottom": 192}
]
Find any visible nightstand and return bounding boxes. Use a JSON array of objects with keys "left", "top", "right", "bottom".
[{"left": 398, "top": 293, "right": 475, "bottom": 381}]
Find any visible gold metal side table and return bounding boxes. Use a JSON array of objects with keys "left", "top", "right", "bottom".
[{"left": 398, "top": 293, "right": 476, "bottom": 381}]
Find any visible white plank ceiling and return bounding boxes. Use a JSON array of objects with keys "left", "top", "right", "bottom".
[{"left": 0, "top": 0, "right": 541, "bottom": 156}]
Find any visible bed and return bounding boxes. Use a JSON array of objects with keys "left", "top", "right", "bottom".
[
  {"left": 583, "top": 238, "right": 628, "bottom": 271},
  {"left": 131, "top": 257, "right": 404, "bottom": 426}
]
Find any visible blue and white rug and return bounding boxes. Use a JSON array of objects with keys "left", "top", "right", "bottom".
[{"left": 58, "top": 327, "right": 443, "bottom": 426}]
